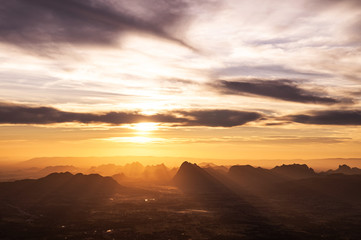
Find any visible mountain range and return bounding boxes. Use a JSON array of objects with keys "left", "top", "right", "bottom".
[
  {"left": 0, "top": 172, "right": 123, "bottom": 205},
  {"left": 174, "top": 162, "right": 361, "bottom": 203}
]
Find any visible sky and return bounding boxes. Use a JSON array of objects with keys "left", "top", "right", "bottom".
[{"left": 0, "top": 0, "right": 361, "bottom": 162}]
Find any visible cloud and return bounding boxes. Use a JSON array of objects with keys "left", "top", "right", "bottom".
[
  {"left": 0, "top": 102, "right": 180, "bottom": 125},
  {"left": 215, "top": 64, "right": 330, "bottom": 79},
  {"left": 285, "top": 110, "right": 361, "bottom": 125},
  {"left": 308, "top": 0, "right": 361, "bottom": 8},
  {"left": 0, "top": 0, "right": 198, "bottom": 50},
  {"left": 176, "top": 110, "right": 262, "bottom": 127},
  {"left": 213, "top": 79, "right": 347, "bottom": 104},
  {"left": 305, "top": 0, "right": 361, "bottom": 44},
  {"left": 0, "top": 102, "right": 262, "bottom": 127}
]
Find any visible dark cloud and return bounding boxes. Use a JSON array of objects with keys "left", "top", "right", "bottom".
[
  {"left": 286, "top": 110, "right": 361, "bottom": 125},
  {"left": 0, "top": 103, "right": 261, "bottom": 127},
  {"left": 0, "top": 0, "right": 197, "bottom": 50},
  {"left": 213, "top": 79, "right": 347, "bottom": 105},
  {"left": 177, "top": 110, "right": 262, "bottom": 127},
  {"left": 0, "top": 102, "right": 182, "bottom": 125}
]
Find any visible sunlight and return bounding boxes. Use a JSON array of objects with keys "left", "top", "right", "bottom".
[
  {"left": 101, "top": 136, "right": 165, "bottom": 144},
  {"left": 131, "top": 122, "right": 159, "bottom": 133},
  {"left": 128, "top": 136, "right": 155, "bottom": 143}
]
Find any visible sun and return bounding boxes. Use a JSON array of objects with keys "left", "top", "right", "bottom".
[{"left": 131, "top": 122, "right": 159, "bottom": 133}]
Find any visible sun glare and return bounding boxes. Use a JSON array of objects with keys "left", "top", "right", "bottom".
[{"left": 131, "top": 122, "right": 159, "bottom": 132}]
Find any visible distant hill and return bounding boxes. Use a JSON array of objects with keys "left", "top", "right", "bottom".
[
  {"left": 174, "top": 163, "right": 319, "bottom": 195},
  {"left": 323, "top": 164, "right": 361, "bottom": 175},
  {"left": 0, "top": 172, "right": 123, "bottom": 204},
  {"left": 37, "top": 165, "right": 80, "bottom": 176},
  {"left": 142, "top": 164, "right": 174, "bottom": 183},
  {"left": 123, "top": 162, "right": 145, "bottom": 178},
  {"left": 173, "top": 162, "right": 361, "bottom": 212},
  {"left": 271, "top": 164, "right": 316, "bottom": 179},
  {"left": 12, "top": 156, "right": 361, "bottom": 171},
  {"left": 0, "top": 165, "right": 83, "bottom": 182},
  {"left": 173, "top": 162, "right": 232, "bottom": 194},
  {"left": 87, "top": 164, "right": 124, "bottom": 176},
  {"left": 228, "top": 164, "right": 318, "bottom": 193},
  {"left": 89, "top": 162, "right": 177, "bottom": 184},
  {"left": 228, "top": 165, "right": 283, "bottom": 191},
  {"left": 87, "top": 162, "right": 145, "bottom": 178},
  {"left": 16, "top": 156, "right": 208, "bottom": 168},
  {"left": 18, "top": 157, "right": 126, "bottom": 168}
]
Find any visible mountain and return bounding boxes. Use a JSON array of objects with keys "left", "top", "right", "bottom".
[
  {"left": 324, "top": 164, "right": 361, "bottom": 175},
  {"left": 0, "top": 172, "right": 123, "bottom": 204},
  {"left": 122, "top": 162, "right": 145, "bottom": 178},
  {"left": 173, "top": 162, "right": 231, "bottom": 194},
  {"left": 142, "top": 164, "right": 175, "bottom": 183},
  {"left": 16, "top": 156, "right": 207, "bottom": 168},
  {"left": 0, "top": 165, "right": 83, "bottom": 182},
  {"left": 228, "top": 164, "right": 317, "bottom": 193},
  {"left": 87, "top": 164, "right": 123, "bottom": 176},
  {"left": 37, "top": 165, "right": 80, "bottom": 176},
  {"left": 87, "top": 162, "right": 176, "bottom": 184},
  {"left": 228, "top": 165, "right": 283, "bottom": 191},
  {"left": 87, "top": 162, "right": 145, "bottom": 178},
  {"left": 271, "top": 164, "right": 316, "bottom": 179}
]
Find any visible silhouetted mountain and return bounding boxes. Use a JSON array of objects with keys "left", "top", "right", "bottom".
[
  {"left": 0, "top": 165, "right": 84, "bottom": 182},
  {"left": 271, "top": 164, "right": 316, "bottom": 179},
  {"left": 142, "top": 164, "right": 174, "bottom": 184},
  {"left": 324, "top": 164, "right": 361, "bottom": 175},
  {"left": 0, "top": 172, "right": 123, "bottom": 204},
  {"left": 38, "top": 165, "right": 80, "bottom": 176},
  {"left": 173, "top": 162, "right": 231, "bottom": 194},
  {"left": 228, "top": 165, "right": 283, "bottom": 191}
]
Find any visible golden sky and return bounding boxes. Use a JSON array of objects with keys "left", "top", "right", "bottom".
[{"left": 0, "top": 0, "right": 360, "bottom": 162}]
